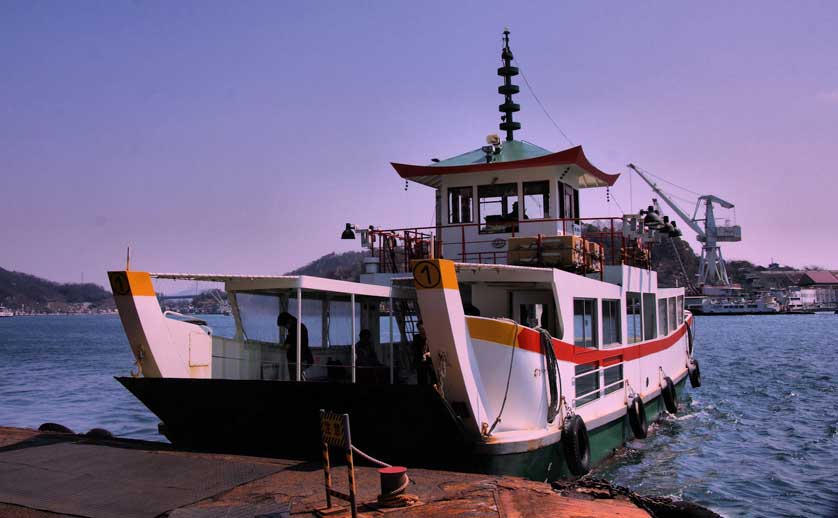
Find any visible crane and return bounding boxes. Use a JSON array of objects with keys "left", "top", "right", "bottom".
[{"left": 628, "top": 164, "right": 742, "bottom": 289}]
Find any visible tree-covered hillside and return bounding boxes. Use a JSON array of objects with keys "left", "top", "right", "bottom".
[{"left": 0, "top": 267, "right": 112, "bottom": 310}]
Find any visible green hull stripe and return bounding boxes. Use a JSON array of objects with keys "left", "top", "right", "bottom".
[{"left": 474, "top": 378, "right": 688, "bottom": 480}]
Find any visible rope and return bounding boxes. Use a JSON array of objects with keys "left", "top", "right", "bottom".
[
  {"left": 351, "top": 445, "right": 420, "bottom": 507},
  {"left": 536, "top": 327, "right": 561, "bottom": 424},
  {"left": 513, "top": 57, "right": 574, "bottom": 147},
  {"left": 377, "top": 491, "right": 420, "bottom": 508},
  {"left": 630, "top": 164, "right": 701, "bottom": 197},
  {"left": 351, "top": 445, "right": 391, "bottom": 468},
  {"left": 609, "top": 190, "right": 626, "bottom": 215},
  {"left": 669, "top": 238, "right": 695, "bottom": 293},
  {"left": 486, "top": 319, "right": 520, "bottom": 436}
]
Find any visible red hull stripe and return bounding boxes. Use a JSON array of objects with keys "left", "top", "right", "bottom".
[{"left": 469, "top": 316, "right": 692, "bottom": 365}]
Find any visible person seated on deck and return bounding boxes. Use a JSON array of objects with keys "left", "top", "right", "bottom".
[
  {"left": 502, "top": 202, "right": 525, "bottom": 232},
  {"left": 356, "top": 329, "right": 380, "bottom": 368},
  {"left": 277, "top": 312, "right": 314, "bottom": 380},
  {"left": 356, "top": 329, "right": 386, "bottom": 384}
]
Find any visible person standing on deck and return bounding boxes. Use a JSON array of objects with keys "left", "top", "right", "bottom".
[
  {"left": 277, "top": 312, "right": 313, "bottom": 380},
  {"left": 412, "top": 321, "right": 437, "bottom": 385}
]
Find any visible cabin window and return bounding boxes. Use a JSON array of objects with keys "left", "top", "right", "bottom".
[
  {"left": 574, "top": 362, "right": 600, "bottom": 406},
  {"left": 237, "top": 293, "right": 281, "bottom": 343},
  {"left": 573, "top": 298, "right": 598, "bottom": 348},
  {"left": 523, "top": 180, "right": 550, "bottom": 220},
  {"left": 603, "top": 358, "right": 624, "bottom": 395},
  {"left": 287, "top": 297, "right": 325, "bottom": 347},
  {"left": 626, "top": 292, "right": 642, "bottom": 344},
  {"left": 447, "top": 186, "right": 473, "bottom": 224},
  {"left": 668, "top": 297, "right": 677, "bottom": 333},
  {"left": 326, "top": 299, "right": 361, "bottom": 347},
  {"left": 478, "top": 183, "right": 519, "bottom": 233},
  {"left": 643, "top": 293, "right": 657, "bottom": 340},
  {"left": 602, "top": 299, "right": 621, "bottom": 346},
  {"left": 658, "top": 298, "right": 668, "bottom": 336},
  {"left": 558, "top": 182, "right": 578, "bottom": 220},
  {"left": 677, "top": 296, "right": 684, "bottom": 324}
]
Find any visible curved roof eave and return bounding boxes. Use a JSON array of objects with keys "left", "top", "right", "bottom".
[{"left": 391, "top": 145, "right": 619, "bottom": 188}]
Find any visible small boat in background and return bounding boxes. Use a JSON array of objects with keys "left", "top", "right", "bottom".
[{"left": 0, "top": 307, "right": 14, "bottom": 318}]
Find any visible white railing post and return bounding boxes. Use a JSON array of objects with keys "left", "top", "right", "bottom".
[
  {"left": 296, "top": 287, "right": 302, "bottom": 382},
  {"left": 389, "top": 297, "right": 394, "bottom": 384},
  {"left": 351, "top": 293, "right": 356, "bottom": 383}
]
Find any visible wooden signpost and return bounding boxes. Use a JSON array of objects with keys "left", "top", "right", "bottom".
[{"left": 319, "top": 409, "right": 357, "bottom": 518}]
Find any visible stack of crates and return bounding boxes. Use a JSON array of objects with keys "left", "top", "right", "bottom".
[
  {"left": 622, "top": 246, "right": 651, "bottom": 269},
  {"left": 585, "top": 240, "right": 604, "bottom": 273},
  {"left": 507, "top": 235, "right": 586, "bottom": 270}
]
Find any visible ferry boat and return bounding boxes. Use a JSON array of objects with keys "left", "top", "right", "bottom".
[
  {"left": 0, "top": 307, "right": 13, "bottom": 318},
  {"left": 689, "top": 294, "right": 781, "bottom": 315},
  {"left": 108, "top": 31, "right": 701, "bottom": 480}
]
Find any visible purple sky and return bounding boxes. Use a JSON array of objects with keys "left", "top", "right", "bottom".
[{"left": 2, "top": 1, "right": 837, "bottom": 287}]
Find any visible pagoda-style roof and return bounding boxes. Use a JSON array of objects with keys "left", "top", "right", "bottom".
[{"left": 391, "top": 142, "right": 619, "bottom": 189}]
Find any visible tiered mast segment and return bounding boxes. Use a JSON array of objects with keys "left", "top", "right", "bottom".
[{"left": 498, "top": 29, "right": 521, "bottom": 141}]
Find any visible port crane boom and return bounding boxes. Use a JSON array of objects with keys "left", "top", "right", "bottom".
[{"left": 627, "top": 164, "right": 741, "bottom": 289}]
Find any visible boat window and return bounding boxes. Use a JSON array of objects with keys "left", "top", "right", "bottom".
[
  {"left": 602, "top": 299, "right": 621, "bottom": 345},
  {"left": 523, "top": 180, "right": 550, "bottom": 220},
  {"left": 626, "top": 292, "right": 642, "bottom": 344},
  {"left": 574, "top": 362, "right": 600, "bottom": 406},
  {"left": 677, "top": 296, "right": 684, "bottom": 324},
  {"left": 668, "top": 297, "right": 677, "bottom": 333},
  {"left": 603, "top": 358, "right": 623, "bottom": 395},
  {"left": 478, "top": 183, "right": 519, "bottom": 234},
  {"left": 643, "top": 293, "right": 657, "bottom": 340},
  {"left": 558, "top": 182, "right": 577, "bottom": 220},
  {"left": 237, "top": 293, "right": 280, "bottom": 344},
  {"left": 447, "top": 186, "right": 473, "bottom": 224},
  {"left": 286, "top": 297, "right": 325, "bottom": 347},
  {"left": 573, "top": 298, "right": 598, "bottom": 348},
  {"left": 658, "top": 298, "right": 668, "bottom": 336},
  {"left": 326, "top": 298, "right": 361, "bottom": 347}
]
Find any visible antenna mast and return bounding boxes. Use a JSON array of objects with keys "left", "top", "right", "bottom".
[{"left": 498, "top": 28, "right": 521, "bottom": 141}]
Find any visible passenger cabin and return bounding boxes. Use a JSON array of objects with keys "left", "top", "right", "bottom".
[{"left": 150, "top": 273, "right": 413, "bottom": 382}]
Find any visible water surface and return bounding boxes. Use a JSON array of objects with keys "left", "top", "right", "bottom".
[{"left": 1, "top": 314, "right": 837, "bottom": 517}]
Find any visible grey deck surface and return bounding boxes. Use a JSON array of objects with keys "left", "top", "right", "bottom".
[{"left": 0, "top": 442, "right": 285, "bottom": 518}]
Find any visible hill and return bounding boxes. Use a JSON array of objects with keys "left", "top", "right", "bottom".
[
  {"left": 0, "top": 267, "right": 112, "bottom": 311},
  {"left": 287, "top": 251, "right": 367, "bottom": 281}
]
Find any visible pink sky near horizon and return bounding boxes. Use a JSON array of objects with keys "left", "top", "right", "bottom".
[{"left": 2, "top": 1, "right": 837, "bottom": 288}]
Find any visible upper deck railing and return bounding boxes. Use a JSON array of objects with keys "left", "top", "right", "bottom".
[{"left": 365, "top": 216, "right": 652, "bottom": 278}]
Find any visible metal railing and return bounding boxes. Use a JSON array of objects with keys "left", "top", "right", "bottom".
[
  {"left": 366, "top": 216, "right": 651, "bottom": 275},
  {"left": 573, "top": 361, "right": 626, "bottom": 407}
]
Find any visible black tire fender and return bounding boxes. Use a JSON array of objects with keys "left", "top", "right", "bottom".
[
  {"left": 688, "top": 358, "right": 701, "bottom": 388},
  {"left": 561, "top": 414, "right": 591, "bottom": 476},
  {"left": 686, "top": 320, "right": 694, "bottom": 356},
  {"left": 38, "top": 422, "right": 74, "bottom": 434},
  {"left": 662, "top": 376, "right": 678, "bottom": 414},
  {"left": 627, "top": 395, "right": 648, "bottom": 439}
]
